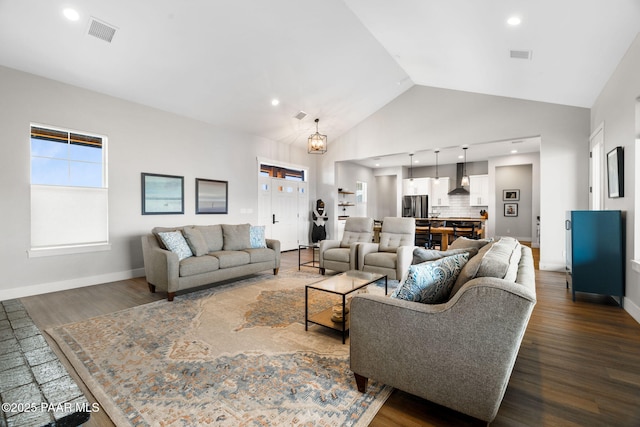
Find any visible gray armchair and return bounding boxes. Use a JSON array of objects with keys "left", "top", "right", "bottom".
[
  {"left": 319, "top": 217, "right": 374, "bottom": 274},
  {"left": 358, "top": 217, "right": 416, "bottom": 280}
]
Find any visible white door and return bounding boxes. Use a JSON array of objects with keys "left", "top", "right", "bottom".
[
  {"left": 297, "top": 182, "right": 310, "bottom": 246},
  {"left": 590, "top": 124, "right": 604, "bottom": 210},
  {"left": 258, "top": 177, "right": 273, "bottom": 239},
  {"left": 258, "top": 177, "right": 309, "bottom": 251}
]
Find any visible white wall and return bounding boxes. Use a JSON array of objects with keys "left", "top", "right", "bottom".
[
  {"left": 319, "top": 84, "right": 589, "bottom": 270},
  {"left": 591, "top": 33, "right": 640, "bottom": 322},
  {"left": 0, "top": 65, "right": 314, "bottom": 299}
]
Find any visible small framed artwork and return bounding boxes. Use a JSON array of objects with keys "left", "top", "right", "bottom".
[
  {"left": 141, "top": 173, "right": 184, "bottom": 215},
  {"left": 503, "top": 189, "right": 520, "bottom": 201},
  {"left": 504, "top": 203, "right": 518, "bottom": 217},
  {"left": 196, "top": 178, "right": 228, "bottom": 214},
  {"left": 607, "top": 146, "right": 624, "bottom": 198}
]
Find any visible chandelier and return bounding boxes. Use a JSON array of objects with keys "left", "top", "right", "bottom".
[{"left": 308, "top": 118, "right": 327, "bottom": 154}]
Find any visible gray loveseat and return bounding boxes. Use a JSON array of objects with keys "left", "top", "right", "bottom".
[
  {"left": 141, "top": 224, "right": 280, "bottom": 301},
  {"left": 350, "top": 237, "right": 536, "bottom": 423}
]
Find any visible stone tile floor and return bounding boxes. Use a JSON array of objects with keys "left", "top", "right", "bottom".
[{"left": 0, "top": 300, "right": 90, "bottom": 427}]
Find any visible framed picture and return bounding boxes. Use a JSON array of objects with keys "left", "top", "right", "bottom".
[
  {"left": 503, "top": 189, "right": 520, "bottom": 201},
  {"left": 504, "top": 203, "right": 518, "bottom": 217},
  {"left": 141, "top": 173, "right": 184, "bottom": 215},
  {"left": 196, "top": 178, "right": 228, "bottom": 214},
  {"left": 607, "top": 146, "right": 624, "bottom": 198}
]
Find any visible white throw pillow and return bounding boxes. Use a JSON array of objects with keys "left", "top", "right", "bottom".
[{"left": 158, "top": 231, "right": 193, "bottom": 261}]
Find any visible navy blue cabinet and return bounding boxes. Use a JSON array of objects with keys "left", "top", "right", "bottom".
[{"left": 565, "top": 210, "right": 624, "bottom": 307}]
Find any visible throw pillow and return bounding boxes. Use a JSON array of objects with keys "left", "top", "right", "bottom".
[
  {"left": 449, "top": 242, "right": 496, "bottom": 299},
  {"left": 249, "top": 225, "right": 267, "bottom": 248},
  {"left": 449, "top": 236, "right": 493, "bottom": 250},
  {"left": 182, "top": 226, "right": 209, "bottom": 256},
  {"left": 412, "top": 247, "right": 478, "bottom": 264},
  {"left": 222, "top": 223, "right": 251, "bottom": 251},
  {"left": 391, "top": 253, "right": 469, "bottom": 304},
  {"left": 157, "top": 231, "right": 193, "bottom": 261}
]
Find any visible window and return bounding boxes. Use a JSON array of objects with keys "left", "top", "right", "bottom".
[
  {"left": 259, "top": 164, "right": 305, "bottom": 181},
  {"left": 31, "top": 126, "right": 104, "bottom": 187},
  {"left": 29, "top": 124, "right": 109, "bottom": 255}
]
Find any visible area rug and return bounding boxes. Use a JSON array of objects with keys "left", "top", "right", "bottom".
[{"left": 47, "top": 269, "right": 393, "bottom": 426}]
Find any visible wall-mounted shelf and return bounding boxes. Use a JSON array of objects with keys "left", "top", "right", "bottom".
[{"left": 338, "top": 190, "right": 354, "bottom": 217}]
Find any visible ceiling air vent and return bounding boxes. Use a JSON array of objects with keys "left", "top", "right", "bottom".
[
  {"left": 510, "top": 49, "right": 532, "bottom": 60},
  {"left": 294, "top": 111, "right": 308, "bottom": 120},
  {"left": 88, "top": 17, "right": 117, "bottom": 43}
]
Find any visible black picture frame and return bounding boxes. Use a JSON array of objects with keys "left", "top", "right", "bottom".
[
  {"left": 607, "top": 146, "right": 624, "bottom": 198},
  {"left": 196, "top": 178, "right": 228, "bottom": 214},
  {"left": 503, "top": 189, "right": 520, "bottom": 201},
  {"left": 504, "top": 203, "right": 518, "bottom": 217},
  {"left": 141, "top": 173, "right": 184, "bottom": 215}
]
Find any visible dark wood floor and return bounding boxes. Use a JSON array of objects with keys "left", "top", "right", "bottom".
[{"left": 20, "top": 247, "right": 640, "bottom": 426}]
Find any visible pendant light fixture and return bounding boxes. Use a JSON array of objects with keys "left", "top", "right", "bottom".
[
  {"left": 308, "top": 118, "right": 327, "bottom": 154},
  {"left": 409, "top": 153, "right": 414, "bottom": 181},
  {"left": 434, "top": 149, "right": 440, "bottom": 184},
  {"left": 461, "top": 146, "right": 470, "bottom": 186}
]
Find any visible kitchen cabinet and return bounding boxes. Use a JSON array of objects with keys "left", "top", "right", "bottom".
[
  {"left": 469, "top": 174, "right": 489, "bottom": 206},
  {"left": 402, "top": 178, "right": 430, "bottom": 196},
  {"left": 431, "top": 177, "right": 450, "bottom": 206}
]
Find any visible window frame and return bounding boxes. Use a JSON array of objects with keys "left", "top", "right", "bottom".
[{"left": 28, "top": 123, "right": 110, "bottom": 257}]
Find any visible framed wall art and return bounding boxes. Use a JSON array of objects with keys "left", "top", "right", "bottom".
[
  {"left": 196, "top": 178, "right": 228, "bottom": 214},
  {"left": 503, "top": 189, "right": 520, "bottom": 201},
  {"left": 504, "top": 203, "right": 518, "bottom": 217},
  {"left": 141, "top": 173, "right": 184, "bottom": 215},
  {"left": 607, "top": 146, "right": 624, "bottom": 198}
]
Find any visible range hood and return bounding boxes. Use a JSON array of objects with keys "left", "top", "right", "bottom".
[{"left": 448, "top": 163, "right": 470, "bottom": 195}]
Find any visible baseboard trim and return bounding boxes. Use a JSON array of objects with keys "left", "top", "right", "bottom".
[
  {"left": 0, "top": 268, "right": 146, "bottom": 301},
  {"left": 624, "top": 297, "right": 640, "bottom": 325},
  {"left": 539, "top": 262, "right": 566, "bottom": 272}
]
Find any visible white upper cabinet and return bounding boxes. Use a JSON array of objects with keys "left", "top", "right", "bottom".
[
  {"left": 430, "top": 177, "right": 450, "bottom": 206},
  {"left": 469, "top": 174, "right": 489, "bottom": 206},
  {"left": 402, "top": 177, "right": 430, "bottom": 196}
]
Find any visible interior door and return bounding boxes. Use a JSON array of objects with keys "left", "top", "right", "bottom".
[
  {"left": 589, "top": 124, "right": 604, "bottom": 210},
  {"left": 271, "top": 179, "right": 300, "bottom": 251}
]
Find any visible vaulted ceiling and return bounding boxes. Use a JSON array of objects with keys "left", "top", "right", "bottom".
[{"left": 1, "top": 0, "right": 639, "bottom": 156}]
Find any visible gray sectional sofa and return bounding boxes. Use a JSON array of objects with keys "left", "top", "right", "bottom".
[
  {"left": 141, "top": 224, "right": 280, "bottom": 301},
  {"left": 349, "top": 236, "right": 536, "bottom": 423}
]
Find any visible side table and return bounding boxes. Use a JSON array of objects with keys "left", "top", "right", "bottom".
[{"left": 298, "top": 243, "right": 320, "bottom": 272}]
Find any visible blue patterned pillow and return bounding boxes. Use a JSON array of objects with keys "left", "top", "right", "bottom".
[
  {"left": 158, "top": 231, "right": 193, "bottom": 261},
  {"left": 249, "top": 225, "right": 267, "bottom": 248},
  {"left": 391, "top": 253, "right": 469, "bottom": 304}
]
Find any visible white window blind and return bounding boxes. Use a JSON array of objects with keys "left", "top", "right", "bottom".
[{"left": 29, "top": 124, "right": 109, "bottom": 254}]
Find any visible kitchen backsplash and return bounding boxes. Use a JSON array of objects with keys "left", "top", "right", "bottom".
[{"left": 431, "top": 194, "right": 488, "bottom": 218}]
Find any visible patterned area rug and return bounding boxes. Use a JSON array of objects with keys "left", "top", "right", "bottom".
[{"left": 47, "top": 269, "right": 392, "bottom": 426}]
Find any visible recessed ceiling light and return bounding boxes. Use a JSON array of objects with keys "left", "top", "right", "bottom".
[
  {"left": 511, "top": 150, "right": 518, "bottom": 154},
  {"left": 271, "top": 99, "right": 280, "bottom": 106},
  {"left": 63, "top": 8, "right": 80, "bottom": 21},
  {"left": 414, "top": 160, "right": 419, "bottom": 164},
  {"left": 507, "top": 16, "right": 521, "bottom": 26},
  {"left": 375, "top": 163, "right": 380, "bottom": 167}
]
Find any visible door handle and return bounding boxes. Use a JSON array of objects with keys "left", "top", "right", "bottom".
[
  {"left": 565, "top": 220, "right": 571, "bottom": 230},
  {"left": 273, "top": 214, "right": 279, "bottom": 224}
]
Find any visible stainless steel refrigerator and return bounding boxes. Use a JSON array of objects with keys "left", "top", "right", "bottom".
[{"left": 402, "top": 195, "right": 428, "bottom": 218}]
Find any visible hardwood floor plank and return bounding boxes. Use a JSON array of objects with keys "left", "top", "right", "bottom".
[{"left": 17, "top": 246, "right": 640, "bottom": 426}]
